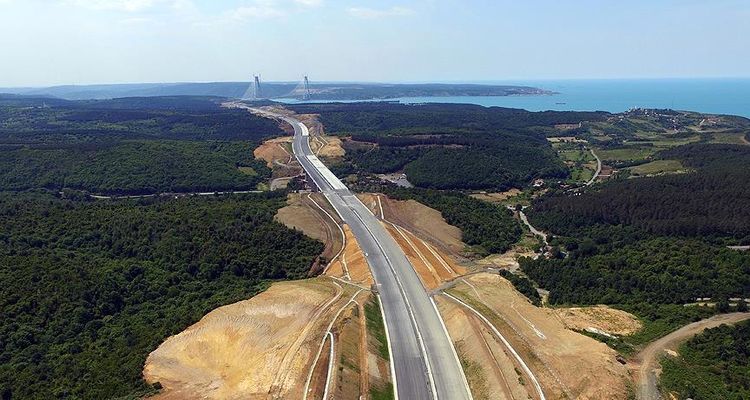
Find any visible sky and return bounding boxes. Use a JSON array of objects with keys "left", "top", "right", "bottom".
[{"left": 0, "top": 0, "right": 749, "bottom": 87}]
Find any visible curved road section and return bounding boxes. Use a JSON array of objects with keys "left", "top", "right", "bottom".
[{"left": 249, "top": 106, "right": 472, "bottom": 400}]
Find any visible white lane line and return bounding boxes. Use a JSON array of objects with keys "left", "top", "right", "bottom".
[
  {"left": 377, "top": 294, "right": 400, "bottom": 400},
  {"left": 349, "top": 206, "right": 437, "bottom": 400},
  {"left": 443, "top": 293, "right": 546, "bottom": 400},
  {"left": 430, "top": 297, "right": 474, "bottom": 400}
]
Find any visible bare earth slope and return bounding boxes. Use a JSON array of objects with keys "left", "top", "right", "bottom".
[
  {"left": 143, "top": 279, "right": 344, "bottom": 399},
  {"left": 445, "top": 273, "right": 631, "bottom": 400}
]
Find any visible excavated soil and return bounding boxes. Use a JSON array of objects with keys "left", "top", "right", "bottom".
[
  {"left": 325, "top": 225, "right": 373, "bottom": 286},
  {"left": 357, "top": 193, "right": 465, "bottom": 256},
  {"left": 275, "top": 193, "right": 344, "bottom": 268},
  {"left": 254, "top": 136, "right": 294, "bottom": 168},
  {"left": 555, "top": 306, "right": 642, "bottom": 336},
  {"left": 383, "top": 222, "right": 464, "bottom": 290},
  {"left": 448, "top": 273, "right": 631, "bottom": 400},
  {"left": 438, "top": 297, "right": 532, "bottom": 400},
  {"left": 143, "top": 279, "right": 345, "bottom": 400}
]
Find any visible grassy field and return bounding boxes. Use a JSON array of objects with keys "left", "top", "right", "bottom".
[
  {"left": 570, "top": 165, "right": 595, "bottom": 182},
  {"left": 628, "top": 159, "right": 685, "bottom": 176},
  {"left": 595, "top": 146, "right": 657, "bottom": 162},
  {"left": 559, "top": 149, "right": 595, "bottom": 162},
  {"left": 710, "top": 131, "right": 750, "bottom": 145}
]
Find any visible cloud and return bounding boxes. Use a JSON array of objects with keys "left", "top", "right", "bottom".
[
  {"left": 119, "top": 16, "right": 154, "bottom": 25},
  {"left": 347, "top": 6, "right": 413, "bottom": 19},
  {"left": 230, "top": 4, "right": 285, "bottom": 20},
  {"left": 65, "top": 0, "right": 158, "bottom": 12},
  {"left": 64, "top": 0, "right": 195, "bottom": 13},
  {"left": 294, "top": 0, "right": 322, "bottom": 7}
]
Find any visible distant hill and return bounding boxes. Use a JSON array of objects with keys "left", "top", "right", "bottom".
[{"left": 0, "top": 81, "right": 552, "bottom": 101}]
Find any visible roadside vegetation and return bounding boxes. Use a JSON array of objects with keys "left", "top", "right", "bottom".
[
  {"left": 0, "top": 191, "right": 323, "bottom": 399},
  {"left": 660, "top": 321, "right": 750, "bottom": 399}
]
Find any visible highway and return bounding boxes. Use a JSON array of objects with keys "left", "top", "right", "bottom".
[{"left": 248, "top": 105, "right": 472, "bottom": 400}]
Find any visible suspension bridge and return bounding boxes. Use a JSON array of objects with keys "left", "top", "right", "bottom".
[{"left": 241, "top": 75, "right": 312, "bottom": 101}]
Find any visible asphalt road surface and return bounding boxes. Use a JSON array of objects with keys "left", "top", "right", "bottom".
[{"left": 251, "top": 106, "right": 472, "bottom": 400}]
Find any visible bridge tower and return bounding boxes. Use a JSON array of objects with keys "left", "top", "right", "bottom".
[
  {"left": 252, "top": 75, "right": 262, "bottom": 99},
  {"left": 242, "top": 75, "right": 263, "bottom": 100},
  {"left": 303, "top": 75, "right": 311, "bottom": 100}
]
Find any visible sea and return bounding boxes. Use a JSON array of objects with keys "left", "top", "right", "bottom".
[{"left": 279, "top": 78, "right": 750, "bottom": 118}]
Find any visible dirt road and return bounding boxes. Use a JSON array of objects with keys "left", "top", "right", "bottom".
[{"left": 633, "top": 312, "right": 750, "bottom": 400}]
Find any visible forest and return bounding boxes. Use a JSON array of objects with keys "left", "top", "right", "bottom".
[
  {"left": 288, "top": 102, "right": 607, "bottom": 134},
  {"left": 529, "top": 144, "right": 750, "bottom": 242},
  {"left": 520, "top": 237, "right": 750, "bottom": 305},
  {"left": 295, "top": 103, "right": 584, "bottom": 190},
  {"left": 0, "top": 95, "right": 282, "bottom": 143},
  {"left": 522, "top": 143, "right": 750, "bottom": 306},
  {"left": 660, "top": 321, "right": 750, "bottom": 400},
  {"left": 0, "top": 191, "right": 324, "bottom": 399},
  {"left": 0, "top": 141, "right": 269, "bottom": 195},
  {"left": 0, "top": 96, "right": 282, "bottom": 195}
]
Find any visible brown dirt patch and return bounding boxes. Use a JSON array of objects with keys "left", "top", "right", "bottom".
[
  {"left": 476, "top": 245, "right": 537, "bottom": 272},
  {"left": 357, "top": 193, "right": 465, "bottom": 256},
  {"left": 383, "top": 222, "right": 464, "bottom": 290},
  {"left": 331, "top": 302, "right": 365, "bottom": 399},
  {"left": 275, "top": 193, "right": 344, "bottom": 271},
  {"left": 448, "top": 273, "right": 630, "bottom": 400},
  {"left": 437, "top": 297, "right": 532, "bottom": 400},
  {"left": 297, "top": 114, "right": 325, "bottom": 137},
  {"left": 470, "top": 189, "right": 522, "bottom": 204},
  {"left": 325, "top": 225, "right": 373, "bottom": 286},
  {"left": 556, "top": 306, "right": 642, "bottom": 336},
  {"left": 254, "top": 137, "right": 294, "bottom": 168},
  {"left": 143, "top": 279, "right": 345, "bottom": 400},
  {"left": 309, "top": 135, "right": 345, "bottom": 160}
]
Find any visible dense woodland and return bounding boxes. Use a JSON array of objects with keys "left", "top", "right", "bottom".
[
  {"left": 291, "top": 103, "right": 600, "bottom": 190},
  {"left": 529, "top": 144, "right": 750, "bottom": 242},
  {"left": 521, "top": 237, "right": 750, "bottom": 304},
  {"left": 0, "top": 192, "right": 323, "bottom": 399},
  {"left": 289, "top": 102, "right": 607, "bottom": 134},
  {"left": 0, "top": 96, "right": 282, "bottom": 194},
  {"left": 661, "top": 321, "right": 750, "bottom": 400},
  {"left": 523, "top": 143, "right": 750, "bottom": 306},
  {"left": 0, "top": 141, "right": 269, "bottom": 195}
]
